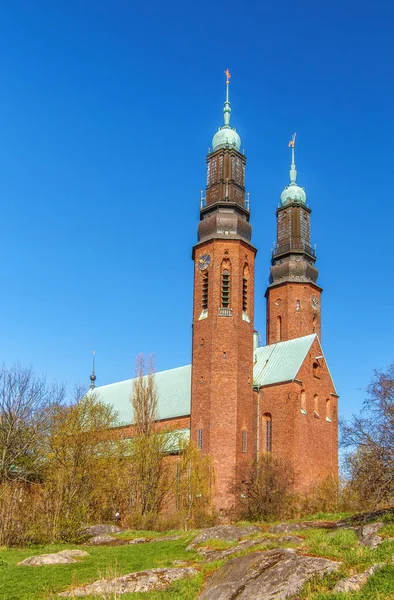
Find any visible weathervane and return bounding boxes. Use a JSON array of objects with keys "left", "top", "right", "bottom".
[{"left": 288, "top": 132, "right": 297, "bottom": 184}]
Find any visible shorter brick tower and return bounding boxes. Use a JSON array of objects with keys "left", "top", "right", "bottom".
[
  {"left": 265, "top": 134, "right": 322, "bottom": 344},
  {"left": 190, "top": 72, "right": 256, "bottom": 512}
]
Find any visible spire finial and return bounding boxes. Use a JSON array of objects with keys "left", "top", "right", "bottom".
[
  {"left": 223, "top": 68, "right": 231, "bottom": 127},
  {"left": 90, "top": 350, "right": 96, "bottom": 390},
  {"left": 288, "top": 133, "right": 297, "bottom": 184}
]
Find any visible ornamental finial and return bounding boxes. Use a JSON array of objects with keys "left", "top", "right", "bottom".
[
  {"left": 288, "top": 132, "right": 297, "bottom": 184},
  {"left": 90, "top": 350, "right": 96, "bottom": 390},
  {"left": 223, "top": 69, "right": 231, "bottom": 126}
]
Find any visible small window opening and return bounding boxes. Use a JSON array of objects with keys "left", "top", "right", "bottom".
[
  {"left": 263, "top": 413, "right": 272, "bottom": 452},
  {"left": 242, "top": 430, "right": 247, "bottom": 453},
  {"left": 197, "top": 429, "right": 203, "bottom": 450},
  {"left": 300, "top": 390, "right": 306, "bottom": 414},
  {"left": 296, "top": 300, "right": 300, "bottom": 311},
  {"left": 326, "top": 398, "right": 331, "bottom": 422},
  {"left": 202, "top": 271, "right": 209, "bottom": 310},
  {"left": 314, "top": 395, "right": 319, "bottom": 417},
  {"left": 221, "top": 269, "right": 230, "bottom": 308},
  {"left": 313, "top": 362, "right": 320, "bottom": 377},
  {"left": 276, "top": 316, "right": 282, "bottom": 341}
]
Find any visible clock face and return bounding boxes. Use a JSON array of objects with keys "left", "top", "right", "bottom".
[
  {"left": 311, "top": 296, "right": 320, "bottom": 310},
  {"left": 198, "top": 254, "right": 211, "bottom": 271}
]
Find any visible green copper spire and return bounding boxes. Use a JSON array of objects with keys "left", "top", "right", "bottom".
[
  {"left": 212, "top": 69, "right": 241, "bottom": 152},
  {"left": 280, "top": 133, "right": 307, "bottom": 205}
]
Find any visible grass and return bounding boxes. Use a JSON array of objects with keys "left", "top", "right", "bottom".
[{"left": 0, "top": 515, "right": 393, "bottom": 599}]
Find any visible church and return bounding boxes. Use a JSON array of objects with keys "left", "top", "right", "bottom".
[{"left": 92, "top": 72, "right": 338, "bottom": 513}]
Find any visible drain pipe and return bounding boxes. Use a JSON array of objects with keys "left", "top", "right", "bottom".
[{"left": 256, "top": 387, "right": 261, "bottom": 460}]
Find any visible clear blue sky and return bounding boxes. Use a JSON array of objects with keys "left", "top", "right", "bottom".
[{"left": 0, "top": 0, "right": 392, "bottom": 419}]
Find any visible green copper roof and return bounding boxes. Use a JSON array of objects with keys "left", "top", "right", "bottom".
[
  {"left": 212, "top": 71, "right": 241, "bottom": 152},
  {"left": 281, "top": 133, "right": 307, "bottom": 206},
  {"left": 253, "top": 334, "right": 316, "bottom": 386},
  {"left": 91, "top": 335, "right": 327, "bottom": 425},
  {"left": 92, "top": 364, "right": 192, "bottom": 426}
]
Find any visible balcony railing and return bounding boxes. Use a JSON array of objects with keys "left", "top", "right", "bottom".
[{"left": 272, "top": 239, "right": 316, "bottom": 258}]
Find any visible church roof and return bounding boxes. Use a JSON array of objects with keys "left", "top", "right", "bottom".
[
  {"left": 253, "top": 334, "right": 316, "bottom": 387},
  {"left": 92, "top": 334, "right": 318, "bottom": 426}
]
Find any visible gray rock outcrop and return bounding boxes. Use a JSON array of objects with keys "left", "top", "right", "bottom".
[
  {"left": 356, "top": 522, "right": 384, "bottom": 547},
  {"left": 198, "top": 536, "right": 303, "bottom": 562},
  {"left": 199, "top": 548, "right": 341, "bottom": 599},
  {"left": 18, "top": 549, "right": 89, "bottom": 566},
  {"left": 88, "top": 535, "right": 119, "bottom": 545},
  {"left": 58, "top": 566, "right": 198, "bottom": 597},
  {"left": 187, "top": 525, "right": 261, "bottom": 550},
  {"left": 80, "top": 524, "right": 121, "bottom": 537},
  {"left": 333, "top": 563, "right": 384, "bottom": 593}
]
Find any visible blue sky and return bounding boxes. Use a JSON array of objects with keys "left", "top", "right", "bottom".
[{"left": 0, "top": 0, "right": 392, "bottom": 419}]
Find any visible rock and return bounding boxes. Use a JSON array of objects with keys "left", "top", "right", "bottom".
[
  {"left": 187, "top": 525, "right": 262, "bottom": 550},
  {"left": 356, "top": 522, "right": 384, "bottom": 547},
  {"left": 18, "top": 549, "right": 89, "bottom": 566},
  {"left": 173, "top": 560, "right": 189, "bottom": 566},
  {"left": 128, "top": 537, "right": 150, "bottom": 544},
  {"left": 58, "top": 566, "right": 198, "bottom": 597},
  {"left": 333, "top": 563, "right": 384, "bottom": 593},
  {"left": 88, "top": 535, "right": 119, "bottom": 545},
  {"left": 198, "top": 536, "right": 303, "bottom": 562},
  {"left": 58, "top": 550, "right": 89, "bottom": 558},
  {"left": 267, "top": 521, "right": 334, "bottom": 534},
  {"left": 199, "top": 548, "right": 341, "bottom": 599},
  {"left": 154, "top": 534, "right": 182, "bottom": 542},
  {"left": 80, "top": 524, "right": 122, "bottom": 537}
]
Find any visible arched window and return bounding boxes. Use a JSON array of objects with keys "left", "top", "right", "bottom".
[
  {"left": 276, "top": 316, "right": 282, "bottom": 342},
  {"left": 221, "top": 259, "right": 231, "bottom": 308},
  {"left": 202, "top": 271, "right": 208, "bottom": 311},
  {"left": 326, "top": 398, "right": 331, "bottom": 422},
  {"left": 314, "top": 395, "right": 319, "bottom": 418},
  {"left": 296, "top": 300, "right": 300, "bottom": 311},
  {"left": 313, "top": 362, "right": 319, "bottom": 377},
  {"left": 242, "top": 430, "right": 247, "bottom": 453},
  {"left": 300, "top": 390, "right": 306, "bottom": 414},
  {"left": 242, "top": 264, "right": 249, "bottom": 314},
  {"left": 263, "top": 413, "right": 272, "bottom": 452}
]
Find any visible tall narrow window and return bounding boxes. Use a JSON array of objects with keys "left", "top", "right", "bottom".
[
  {"left": 326, "top": 398, "right": 331, "bottom": 422},
  {"left": 314, "top": 395, "right": 319, "bottom": 417},
  {"left": 202, "top": 271, "right": 208, "bottom": 310},
  {"left": 197, "top": 429, "right": 203, "bottom": 450},
  {"left": 242, "top": 264, "right": 249, "bottom": 313},
  {"left": 242, "top": 430, "right": 247, "bottom": 453},
  {"left": 300, "top": 390, "right": 307, "bottom": 414},
  {"left": 313, "top": 362, "right": 319, "bottom": 377},
  {"left": 263, "top": 413, "right": 272, "bottom": 452},
  {"left": 221, "top": 270, "right": 230, "bottom": 307},
  {"left": 276, "top": 316, "right": 282, "bottom": 342}
]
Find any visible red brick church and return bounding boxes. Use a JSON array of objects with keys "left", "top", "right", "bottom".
[{"left": 92, "top": 73, "right": 338, "bottom": 513}]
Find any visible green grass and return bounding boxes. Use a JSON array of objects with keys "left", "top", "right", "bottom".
[
  {"left": 1, "top": 516, "right": 394, "bottom": 599},
  {"left": 0, "top": 536, "right": 199, "bottom": 600}
]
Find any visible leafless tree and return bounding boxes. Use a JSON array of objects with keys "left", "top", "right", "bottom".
[
  {"left": 341, "top": 364, "right": 394, "bottom": 507},
  {"left": 0, "top": 364, "right": 65, "bottom": 483}
]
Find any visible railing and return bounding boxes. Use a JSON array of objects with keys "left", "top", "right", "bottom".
[{"left": 272, "top": 240, "right": 316, "bottom": 258}]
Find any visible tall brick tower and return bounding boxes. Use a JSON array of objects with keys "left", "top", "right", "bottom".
[
  {"left": 265, "top": 134, "right": 322, "bottom": 344},
  {"left": 190, "top": 72, "right": 256, "bottom": 512}
]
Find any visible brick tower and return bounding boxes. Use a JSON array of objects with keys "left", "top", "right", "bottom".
[
  {"left": 265, "top": 134, "right": 322, "bottom": 344},
  {"left": 190, "top": 72, "right": 256, "bottom": 512}
]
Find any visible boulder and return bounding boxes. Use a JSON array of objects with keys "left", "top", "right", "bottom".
[
  {"left": 333, "top": 563, "right": 384, "bottom": 593},
  {"left": 199, "top": 548, "right": 341, "bottom": 599},
  {"left": 198, "top": 536, "right": 303, "bottom": 562},
  {"left": 80, "top": 524, "right": 121, "bottom": 537},
  {"left": 187, "top": 525, "right": 262, "bottom": 550},
  {"left": 356, "top": 522, "right": 384, "bottom": 547},
  {"left": 18, "top": 549, "right": 89, "bottom": 566},
  {"left": 58, "top": 566, "right": 198, "bottom": 597},
  {"left": 88, "top": 535, "right": 119, "bottom": 545},
  {"left": 128, "top": 537, "right": 150, "bottom": 544}
]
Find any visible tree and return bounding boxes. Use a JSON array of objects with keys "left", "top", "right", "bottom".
[
  {"left": 128, "top": 354, "right": 173, "bottom": 517},
  {"left": 238, "top": 453, "right": 295, "bottom": 520},
  {"left": 176, "top": 440, "right": 214, "bottom": 530},
  {"left": 341, "top": 364, "right": 394, "bottom": 508},
  {"left": 44, "top": 392, "right": 126, "bottom": 537},
  {"left": 0, "top": 364, "right": 65, "bottom": 483}
]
